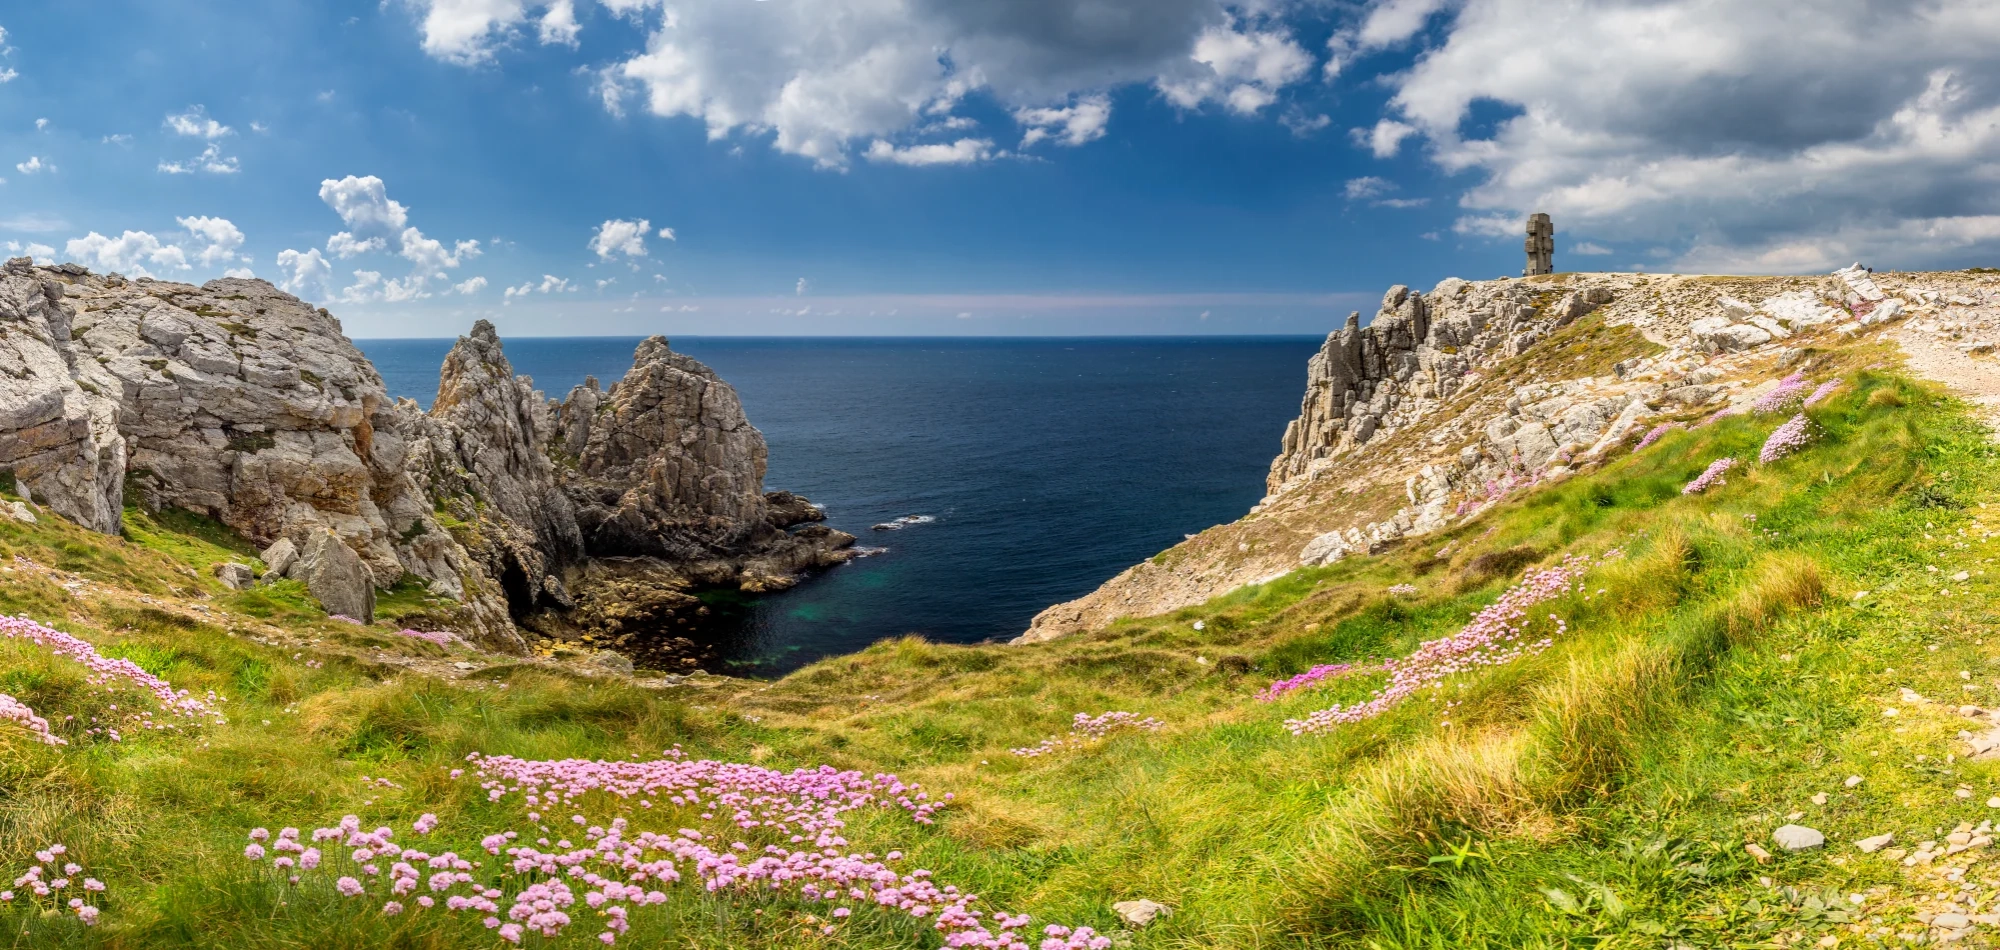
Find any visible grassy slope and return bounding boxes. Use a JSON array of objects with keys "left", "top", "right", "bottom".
[{"left": 0, "top": 362, "right": 1996, "bottom": 948}]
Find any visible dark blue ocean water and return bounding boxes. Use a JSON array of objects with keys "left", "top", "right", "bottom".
[{"left": 355, "top": 337, "right": 1322, "bottom": 676}]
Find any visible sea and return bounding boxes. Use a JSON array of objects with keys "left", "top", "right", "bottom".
[{"left": 355, "top": 336, "right": 1325, "bottom": 676}]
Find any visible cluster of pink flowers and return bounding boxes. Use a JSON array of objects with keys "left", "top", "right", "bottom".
[
  {"left": 1682, "top": 457, "right": 1738, "bottom": 495},
  {"left": 1387, "top": 583, "right": 1417, "bottom": 596},
  {"left": 1752, "top": 372, "right": 1810, "bottom": 412},
  {"left": 0, "top": 693, "right": 63, "bottom": 746},
  {"left": 1257, "top": 662, "right": 1374, "bottom": 702},
  {"left": 396, "top": 629, "right": 460, "bottom": 648},
  {"left": 1694, "top": 406, "right": 1741, "bottom": 429},
  {"left": 1285, "top": 554, "right": 1600, "bottom": 736},
  {"left": 0, "top": 615, "right": 224, "bottom": 741},
  {"left": 2, "top": 844, "right": 102, "bottom": 926},
  {"left": 1012, "top": 712, "right": 1164, "bottom": 757},
  {"left": 1634, "top": 423, "right": 1677, "bottom": 452},
  {"left": 1758, "top": 413, "right": 1815, "bottom": 464},
  {"left": 249, "top": 749, "right": 1093, "bottom": 948},
  {"left": 329, "top": 615, "right": 364, "bottom": 626},
  {"left": 1802, "top": 380, "right": 1841, "bottom": 408}
]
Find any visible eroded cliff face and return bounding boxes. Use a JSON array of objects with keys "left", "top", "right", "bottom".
[
  {"left": 403, "top": 329, "right": 855, "bottom": 654},
  {"left": 0, "top": 260, "right": 847, "bottom": 660},
  {"left": 1018, "top": 267, "right": 1918, "bottom": 644},
  {"left": 402, "top": 320, "right": 584, "bottom": 620},
  {"left": 555, "top": 337, "right": 772, "bottom": 560}
]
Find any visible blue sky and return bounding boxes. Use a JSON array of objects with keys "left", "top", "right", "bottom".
[{"left": 2, "top": 0, "right": 1998, "bottom": 337}]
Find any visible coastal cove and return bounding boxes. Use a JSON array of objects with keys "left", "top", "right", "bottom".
[{"left": 358, "top": 336, "right": 1322, "bottom": 675}]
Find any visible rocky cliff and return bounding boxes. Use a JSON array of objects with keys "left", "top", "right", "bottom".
[
  {"left": 0, "top": 258, "right": 849, "bottom": 661},
  {"left": 402, "top": 321, "right": 585, "bottom": 620},
  {"left": 1019, "top": 266, "right": 1934, "bottom": 643}
]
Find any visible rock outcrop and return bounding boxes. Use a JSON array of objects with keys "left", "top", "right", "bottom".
[
  {"left": 402, "top": 321, "right": 584, "bottom": 619},
  {"left": 0, "top": 261, "right": 127, "bottom": 533},
  {"left": 295, "top": 529, "right": 375, "bottom": 622},
  {"left": 1020, "top": 266, "right": 1919, "bottom": 644},
  {"left": 0, "top": 258, "right": 850, "bottom": 664},
  {"left": 1267, "top": 279, "right": 1613, "bottom": 494},
  {"left": 553, "top": 337, "right": 772, "bottom": 559},
  {"left": 548, "top": 337, "right": 856, "bottom": 591}
]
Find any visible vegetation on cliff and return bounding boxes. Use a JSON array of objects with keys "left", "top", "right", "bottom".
[{"left": 1, "top": 336, "right": 1997, "bottom": 946}]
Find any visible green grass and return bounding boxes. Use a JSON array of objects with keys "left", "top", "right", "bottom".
[{"left": 1, "top": 367, "right": 1999, "bottom": 947}]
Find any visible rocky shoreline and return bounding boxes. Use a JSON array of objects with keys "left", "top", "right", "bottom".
[{"left": 0, "top": 257, "right": 852, "bottom": 664}]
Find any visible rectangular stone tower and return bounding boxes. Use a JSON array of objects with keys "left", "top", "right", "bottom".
[{"left": 1524, "top": 212, "right": 1554, "bottom": 276}]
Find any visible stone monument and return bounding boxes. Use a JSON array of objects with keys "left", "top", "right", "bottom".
[{"left": 1524, "top": 213, "right": 1554, "bottom": 276}]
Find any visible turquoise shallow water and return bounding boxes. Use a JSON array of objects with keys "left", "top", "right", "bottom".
[{"left": 356, "top": 336, "right": 1323, "bottom": 676}]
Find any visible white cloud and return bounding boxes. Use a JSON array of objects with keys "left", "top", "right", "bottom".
[
  {"left": 1, "top": 213, "right": 68, "bottom": 232},
  {"left": 863, "top": 138, "right": 995, "bottom": 166},
  {"left": 319, "top": 176, "right": 410, "bottom": 234},
  {"left": 407, "top": 0, "right": 1319, "bottom": 167},
  {"left": 165, "top": 106, "right": 234, "bottom": 139},
  {"left": 1016, "top": 96, "right": 1111, "bottom": 148},
  {"left": 503, "top": 274, "right": 573, "bottom": 297},
  {"left": 588, "top": 218, "right": 657, "bottom": 259},
  {"left": 1280, "top": 109, "right": 1331, "bottom": 136},
  {"left": 1358, "top": 119, "right": 1415, "bottom": 158},
  {"left": 1158, "top": 21, "right": 1312, "bottom": 116},
  {"left": 412, "top": 0, "right": 592, "bottom": 64},
  {"left": 176, "top": 216, "right": 247, "bottom": 268},
  {"left": 157, "top": 143, "right": 238, "bottom": 175},
  {"left": 398, "top": 227, "right": 480, "bottom": 272},
  {"left": 327, "top": 232, "right": 386, "bottom": 258},
  {"left": 275, "top": 248, "right": 333, "bottom": 296},
  {"left": 65, "top": 231, "right": 189, "bottom": 278},
  {"left": 795, "top": 277, "right": 808, "bottom": 296},
  {"left": 453, "top": 276, "right": 489, "bottom": 295},
  {"left": 102, "top": 134, "right": 132, "bottom": 147},
  {"left": 339, "top": 270, "right": 432, "bottom": 303},
  {"left": 14, "top": 156, "right": 49, "bottom": 174},
  {"left": 223, "top": 267, "right": 255, "bottom": 279},
  {"left": 1572, "top": 241, "right": 1613, "bottom": 255},
  {"left": 312, "top": 176, "right": 477, "bottom": 298},
  {"left": 1352, "top": 0, "right": 2000, "bottom": 270},
  {"left": 1344, "top": 176, "right": 1391, "bottom": 200},
  {"left": 538, "top": 0, "right": 580, "bottom": 47},
  {"left": 0, "top": 70, "right": 13, "bottom": 85},
  {"left": 2, "top": 241, "right": 56, "bottom": 264},
  {"left": 34, "top": 118, "right": 46, "bottom": 131}
]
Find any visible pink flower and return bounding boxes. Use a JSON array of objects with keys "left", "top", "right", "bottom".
[{"left": 1682, "top": 457, "right": 1737, "bottom": 495}]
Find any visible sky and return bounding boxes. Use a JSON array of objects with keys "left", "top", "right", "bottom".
[{"left": 1, "top": 0, "right": 1998, "bottom": 337}]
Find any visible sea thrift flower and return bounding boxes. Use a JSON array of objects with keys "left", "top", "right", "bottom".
[
  {"left": 1012, "top": 712, "right": 1164, "bottom": 757},
  {"left": 1759, "top": 414, "right": 1814, "bottom": 464},
  {"left": 1694, "top": 406, "right": 1741, "bottom": 429},
  {"left": 1286, "top": 554, "right": 1602, "bottom": 735},
  {"left": 1753, "top": 372, "right": 1810, "bottom": 412},
  {"left": 0, "top": 615, "right": 224, "bottom": 733},
  {"left": 1258, "top": 662, "right": 1372, "bottom": 702},
  {"left": 1682, "top": 457, "right": 1737, "bottom": 495},
  {"left": 0, "top": 693, "right": 65, "bottom": 746},
  {"left": 396, "top": 629, "right": 460, "bottom": 647},
  {"left": 1803, "top": 380, "right": 1840, "bottom": 408},
  {"left": 1387, "top": 583, "right": 1417, "bottom": 596},
  {"left": 1634, "top": 423, "right": 1677, "bottom": 452}
]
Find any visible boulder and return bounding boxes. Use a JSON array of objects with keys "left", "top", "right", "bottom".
[
  {"left": 212, "top": 562, "right": 255, "bottom": 590},
  {"left": 261, "top": 537, "right": 299, "bottom": 578},
  {"left": 1690, "top": 316, "right": 1773, "bottom": 353},
  {"left": 295, "top": 530, "right": 376, "bottom": 623},
  {"left": 1772, "top": 824, "right": 1825, "bottom": 852},
  {"left": 1112, "top": 900, "right": 1172, "bottom": 928}
]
